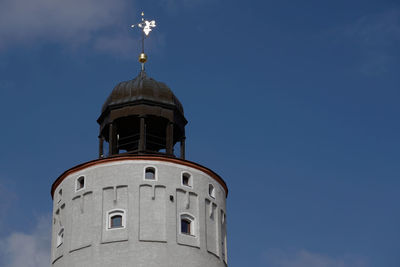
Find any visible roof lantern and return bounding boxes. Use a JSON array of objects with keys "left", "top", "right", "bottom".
[{"left": 97, "top": 12, "right": 187, "bottom": 159}]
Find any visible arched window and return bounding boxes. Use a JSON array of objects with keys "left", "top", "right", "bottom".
[
  {"left": 144, "top": 167, "right": 156, "bottom": 180},
  {"left": 180, "top": 214, "right": 195, "bottom": 236},
  {"left": 181, "top": 172, "right": 192, "bottom": 187},
  {"left": 209, "top": 184, "right": 215, "bottom": 198},
  {"left": 76, "top": 176, "right": 85, "bottom": 191},
  {"left": 107, "top": 210, "right": 126, "bottom": 229},
  {"left": 56, "top": 228, "right": 64, "bottom": 247}
]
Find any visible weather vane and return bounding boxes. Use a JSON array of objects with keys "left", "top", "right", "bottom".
[{"left": 131, "top": 12, "right": 157, "bottom": 71}]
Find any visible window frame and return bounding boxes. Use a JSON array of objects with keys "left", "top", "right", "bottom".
[
  {"left": 179, "top": 213, "right": 196, "bottom": 236},
  {"left": 57, "top": 188, "right": 62, "bottom": 203},
  {"left": 106, "top": 209, "right": 126, "bottom": 230},
  {"left": 208, "top": 183, "right": 216, "bottom": 199},
  {"left": 56, "top": 228, "right": 64, "bottom": 247},
  {"left": 75, "top": 175, "right": 85, "bottom": 192},
  {"left": 221, "top": 210, "right": 227, "bottom": 263},
  {"left": 181, "top": 172, "right": 192, "bottom": 188},
  {"left": 143, "top": 166, "right": 158, "bottom": 181}
]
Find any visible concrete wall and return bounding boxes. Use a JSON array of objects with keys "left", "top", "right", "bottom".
[{"left": 51, "top": 159, "right": 227, "bottom": 267}]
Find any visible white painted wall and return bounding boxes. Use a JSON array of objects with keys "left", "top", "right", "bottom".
[{"left": 51, "top": 159, "right": 228, "bottom": 267}]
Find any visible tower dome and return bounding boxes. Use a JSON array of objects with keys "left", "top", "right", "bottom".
[
  {"left": 100, "top": 71, "right": 184, "bottom": 115},
  {"left": 97, "top": 71, "right": 187, "bottom": 158}
]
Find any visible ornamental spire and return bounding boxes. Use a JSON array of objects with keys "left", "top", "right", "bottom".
[{"left": 131, "top": 12, "right": 157, "bottom": 71}]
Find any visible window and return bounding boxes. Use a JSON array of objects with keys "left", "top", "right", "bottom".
[
  {"left": 144, "top": 167, "right": 156, "bottom": 180},
  {"left": 58, "top": 189, "right": 62, "bottom": 203},
  {"left": 181, "top": 219, "right": 191, "bottom": 234},
  {"left": 56, "top": 228, "right": 64, "bottom": 247},
  {"left": 76, "top": 176, "right": 85, "bottom": 191},
  {"left": 110, "top": 215, "right": 123, "bottom": 228},
  {"left": 209, "top": 203, "right": 216, "bottom": 220},
  {"left": 180, "top": 214, "right": 195, "bottom": 236},
  {"left": 181, "top": 172, "right": 192, "bottom": 187},
  {"left": 221, "top": 210, "right": 227, "bottom": 263},
  {"left": 107, "top": 210, "right": 126, "bottom": 229},
  {"left": 209, "top": 184, "right": 215, "bottom": 198}
]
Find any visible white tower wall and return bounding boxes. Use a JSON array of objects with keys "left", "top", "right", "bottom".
[{"left": 51, "top": 156, "right": 228, "bottom": 267}]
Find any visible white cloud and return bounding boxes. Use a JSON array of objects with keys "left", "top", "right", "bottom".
[
  {"left": 0, "top": 0, "right": 214, "bottom": 56},
  {"left": 0, "top": 215, "right": 51, "bottom": 267},
  {"left": 0, "top": 0, "right": 134, "bottom": 54},
  {"left": 263, "top": 249, "right": 369, "bottom": 267}
]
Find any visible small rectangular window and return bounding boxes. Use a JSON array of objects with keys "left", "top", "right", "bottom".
[
  {"left": 209, "top": 184, "right": 215, "bottom": 198},
  {"left": 76, "top": 176, "right": 85, "bottom": 191},
  {"left": 107, "top": 210, "right": 126, "bottom": 230},
  {"left": 56, "top": 228, "right": 64, "bottom": 247},
  {"left": 180, "top": 214, "right": 195, "bottom": 236},
  {"left": 181, "top": 219, "right": 191, "bottom": 235},
  {"left": 111, "top": 215, "right": 123, "bottom": 228},
  {"left": 58, "top": 189, "right": 62, "bottom": 203},
  {"left": 145, "top": 167, "right": 156, "bottom": 180},
  {"left": 182, "top": 173, "right": 192, "bottom": 187}
]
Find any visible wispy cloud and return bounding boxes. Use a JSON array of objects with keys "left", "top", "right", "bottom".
[
  {"left": 0, "top": 0, "right": 214, "bottom": 56},
  {"left": 0, "top": 0, "right": 135, "bottom": 55},
  {"left": 348, "top": 9, "right": 400, "bottom": 46},
  {"left": 0, "top": 215, "right": 51, "bottom": 267},
  {"left": 344, "top": 8, "right": 400, "bottom": 74},
  {"left": 262, "top": 249, "right": 369, "bottom": 267}
]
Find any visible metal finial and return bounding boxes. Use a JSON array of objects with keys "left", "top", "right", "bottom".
[{"left": 131, "top": 12, "right": 157, "bottom": 71}]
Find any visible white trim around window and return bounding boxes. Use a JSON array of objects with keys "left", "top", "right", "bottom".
[
  {"left": 75, "top": 175, "right": 85, "bottom": 192},
  {"left": 56, "top": 228, "right": 64, "bottom": 247},
  {"left": 208, "top": 183, "right": 216, "bottom": 199},
  {"left": 181, "top": 171, "right": 192, "bottom": 188},
  {"left": 179, "top": 213, "right": 196, "bottom": 237},
  {"left": 143, "top": 166, "right": 158, "bottom": 181},
  {"left": 57, "top": 188, "right": 62, "bottom": 203},
  {"left": 106, "top": 209, "right": 126, "bottom": 230}
]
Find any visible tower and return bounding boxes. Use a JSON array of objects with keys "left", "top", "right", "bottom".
[{"left": 50, "top": 13, "right": 228, "bottom": 267}]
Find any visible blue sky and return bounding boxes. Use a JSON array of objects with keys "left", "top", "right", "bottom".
[{"left": 0, "top": 0, "right": 399, "bottom": 266}]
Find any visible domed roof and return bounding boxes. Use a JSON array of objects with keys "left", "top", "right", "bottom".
[{"left": 101, "top": 71, "right": 184, "bottom": 114}]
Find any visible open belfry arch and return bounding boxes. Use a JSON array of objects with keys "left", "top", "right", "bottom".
[{"left": 50, "top": 12, "right": 228, "bottom": 267}]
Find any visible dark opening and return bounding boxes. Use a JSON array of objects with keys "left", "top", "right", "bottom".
[
  {"left": 181, "top": 219, "right": 191, "bottom": 235},
  {"left": 77, "top": 176, "right": 85, "bottom": 190},
  {"left": 110, "top": 215, "right": 123, "bottom": 228},
  {"left": 145, "top": 167, "right": 156, "bottom": 180},
  {"left": 57, "top": 228, "right": 64, "bottom": 247},
  {"left": 209, "top": 184, "right": 215, "bottom": 198},
  {"left": 182, "top": 173, "right": 190, "bottom": 186}
]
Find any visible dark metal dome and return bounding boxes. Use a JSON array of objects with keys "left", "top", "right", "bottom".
[
  {"left": 101, "top": 71, "right": 184, "bottom": 115},
  {"left": 97, "top": 70, "right": 187, "bottom": 159}
]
